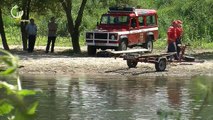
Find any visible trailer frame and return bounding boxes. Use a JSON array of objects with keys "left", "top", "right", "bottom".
[{"left": 109, "top": 44, "right": 198, "bottom": 71}]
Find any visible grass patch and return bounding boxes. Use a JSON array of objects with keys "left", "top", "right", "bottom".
[
  {"left": 1, "top": 35, "right": 86, "bottom": 47},
  {"left": 1, "top": 34, "right": 212, "bottom": 49},
  {"left": 154, "top": 39, "right": 167, "bottom": 49}
]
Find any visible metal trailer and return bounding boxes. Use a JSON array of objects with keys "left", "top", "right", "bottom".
[
  {"left": 124, "top": 52, "right": 177, "bottom": 71},
  {"left": 110, "top": 49, "right": 176, "bottom": 71},
  {"left": 109, "top": 45, "right": 197, "bottom": 71}
]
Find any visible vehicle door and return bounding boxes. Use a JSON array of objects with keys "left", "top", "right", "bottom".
[
  {"left": 138, "top": 16, "right": 146, "bottom": 43},
  {"left": 128, "top": 17, "right": 140, "bottom": 45}
]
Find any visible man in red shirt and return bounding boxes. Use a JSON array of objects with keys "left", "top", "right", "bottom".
[
  {"left": 167, "top": 21, "right": 177, "bottom": 51},
  {"left": 167, "top": 21, "right": 178, "bottom": 60}
]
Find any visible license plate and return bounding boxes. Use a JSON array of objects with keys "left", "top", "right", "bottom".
[{"left": 95, "top": 43, "right": 107, "bottom": 46}]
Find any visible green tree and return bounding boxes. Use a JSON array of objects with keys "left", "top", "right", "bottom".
[{"left": 155, "top": 0, "right": 213, "bottom": 42}]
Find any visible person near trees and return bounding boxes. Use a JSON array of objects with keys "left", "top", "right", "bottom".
[
  {"left": 46, "top": 17, "right": 58, "bottom": 53},
  {"left": 167, "top": 20, "right": 178, "bottom": 59},
  {"left": 25, "top": 18, "right": 37, "bottom": 53},
  {"left": 176, "top": 20, "right": 183, "bottom": 58}
]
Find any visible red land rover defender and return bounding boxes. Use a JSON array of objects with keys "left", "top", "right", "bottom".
[{"left": 86, "top": 7, "right": 158, "bottom": 55}]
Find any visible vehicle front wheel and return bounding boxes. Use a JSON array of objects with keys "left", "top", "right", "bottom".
[
  {"left": 143, "top": 39, "right": 153, "bottom": 53},
  {"left": 116, "top": 40, "right": 127, "bottom": 51},
  {"left": 87, "top": 46, "right": 96, "bottom": 56}
]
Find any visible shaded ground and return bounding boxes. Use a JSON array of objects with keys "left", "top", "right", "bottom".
[{"left": 6, "top": 46, "right": 213, "bottom": 77}]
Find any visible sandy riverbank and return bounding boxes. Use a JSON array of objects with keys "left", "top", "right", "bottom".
[{"left": 7, "top": 46, "right": 213, "bottom": 77}]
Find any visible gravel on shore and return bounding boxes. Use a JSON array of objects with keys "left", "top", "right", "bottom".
[{"left": 8, "top": 46, "right": 212, "bottom": 77}]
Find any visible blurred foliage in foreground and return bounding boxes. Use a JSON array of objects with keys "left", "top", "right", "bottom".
[{"left": 0, "top": 49, "right": 38, "bottom": 120}]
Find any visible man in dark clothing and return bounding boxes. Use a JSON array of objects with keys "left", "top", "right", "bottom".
[{"left": 25, "top": 18, "right": 37, "bottom": 52}]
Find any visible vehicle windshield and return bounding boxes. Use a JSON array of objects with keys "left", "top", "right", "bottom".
[{"left": 100, "top": 15, "right": 129, "bottom": 25}]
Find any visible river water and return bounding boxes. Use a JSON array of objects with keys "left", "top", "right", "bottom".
[{"left": 19, "top": 75, "right": 213, "bottom": 120}]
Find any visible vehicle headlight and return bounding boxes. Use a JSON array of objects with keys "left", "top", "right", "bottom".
[
  {"left": 110, "top": 34, "right": 118, "bottom": 40},
  {"left": 111, "top": 35, "right": 115, "bottom": 40}
]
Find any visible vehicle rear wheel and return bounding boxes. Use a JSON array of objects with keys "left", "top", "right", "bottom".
[
  {"left": 87, "top": 46, "right": 96, "bottom": 56},
  {"left": 127, "top": 60, "right": 138, "bottom": 68},
  {"left": 116, "top": 40, "right": 127, "bottom": 51},
  {"left": 155, "top": 58, "right": 166, "bottom": 71}
]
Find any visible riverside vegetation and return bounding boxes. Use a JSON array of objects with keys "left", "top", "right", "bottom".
[{"left": 0, "top": 49, "right": 38, "bottom": 120}]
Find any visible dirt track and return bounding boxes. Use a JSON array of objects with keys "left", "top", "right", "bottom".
[{"left": 8, "top": 46, "right": 213, "bottom": 77}]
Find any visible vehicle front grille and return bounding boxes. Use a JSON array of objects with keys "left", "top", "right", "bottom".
[
  {"left": 95, "top": 40, "right": 107, "bottom": 43},
  {"left": 94, "top": 33, "right": 108, "bottom": 39}
]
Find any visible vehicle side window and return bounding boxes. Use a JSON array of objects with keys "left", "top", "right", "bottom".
[
  {"left": 119, "top": 16, "right": 129, "bottom": 25},
  {"left": 138, "top": 16, "right": 144, "bottom": 26},
  {"left": 146, "top": 15, "right": 156, "bottom": 26},
  {"left": 131, "top": 18, "right": 137, "bottom": 28},
  {"left": 113, "top": 17, "right": 119, "bottom": 24},
  {"left": 100, "top": 16, "right": 108, "bottom": 24},
  {"left": 101, "top": 16, "right": 129, "bottom": 25}
]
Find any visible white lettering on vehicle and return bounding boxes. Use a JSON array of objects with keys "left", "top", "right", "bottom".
[
  {"left": 87, "top": 27, "right": 158, "bottom": 36},
  {"left": 117, "top": 27, "right": 158, "bottom": 35}
]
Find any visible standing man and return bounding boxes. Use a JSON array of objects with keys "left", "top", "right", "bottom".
[
  {"left": 46, "top": 17, "right": 57, "bottom": 53},
  {"left": 167, "top": 20, "right": 178, "bottom": 60},
  {"left": 26, "top": 18, "right": 37, "bottom": 53}
]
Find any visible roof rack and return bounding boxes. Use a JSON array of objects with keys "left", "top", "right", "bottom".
[
  {"left": 108, "top": 7, "right": 156, "bottom": 16},
  {"left": 109, "top": 7, "right": 135, "bottom": 13}
]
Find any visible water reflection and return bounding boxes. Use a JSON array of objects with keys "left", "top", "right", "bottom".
[{"left": 19, "top": 75, "right": 213, "bottom": 120}]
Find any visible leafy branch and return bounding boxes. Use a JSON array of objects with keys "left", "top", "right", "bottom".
[{"left": 0, "top": 49, "right": 38, "bottom": 120}]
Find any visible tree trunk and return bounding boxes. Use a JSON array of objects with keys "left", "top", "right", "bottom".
[
  {"left": 71, "top": 30, "right": 81, "bottom": 53},
  {"left": 0, "top": 8, "right": 9, "bottom": 50},
  {"left": 20, "top": 0, "right": 31, "bottom": 51},
  {"left": 61, "top": 0, "right": 87, "bottom": 53}
]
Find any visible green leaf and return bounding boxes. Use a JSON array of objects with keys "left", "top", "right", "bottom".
[
  {"left": 0, "top": 67, "right": 16, "bottom": 75},
  {"left": 0, "top": 102, "right": 14, "bottom": 115},
  {"left": 1, "top": 57, "right": 14, "bottom": 66},
  {"left": 18, "top": 90, "right": 37, "bottom": 96},
  {"left": 27, "top": 101, "right": 39, "bottom": 115},
  {"left": 14, "top": 110, "right": 28, "bottom": 120},
  {"left": 0, "top": 82, "right": 16, "bottom": 91},
  {"left": 13, "top": 101, "right": 38, "bottom": 120},
  {"left": 0, "top": 49, "right": 14, "bottom": 58}
]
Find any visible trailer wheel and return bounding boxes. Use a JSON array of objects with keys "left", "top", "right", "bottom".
[
  {"left": 155, "top": 58, "right": 166, "bottom": 71},
  {"left": 88, "top": 46, "right": 96, "bottom": 56},
  {"left": 127, "top": 60, "right": 138, "bottom": 68}
]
